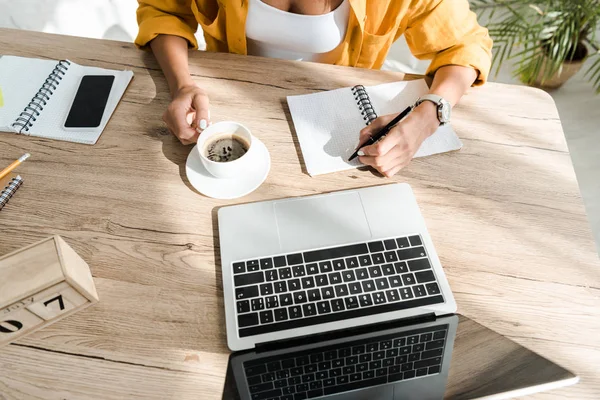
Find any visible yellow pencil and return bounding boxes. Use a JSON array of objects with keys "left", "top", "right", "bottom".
[{"left": 0, "top": 153, "right": 30, "bottom": 180}]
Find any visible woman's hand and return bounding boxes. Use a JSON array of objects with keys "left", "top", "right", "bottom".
[
  {"left": 357, "top": 102, "right": 439, "bottom": 177},
  {"left": 163, "top": 83, "right": 211, "bottom": 145}
]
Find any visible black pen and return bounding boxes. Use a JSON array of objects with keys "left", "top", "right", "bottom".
[{"left": 348, "top": 105, "right": 414, "bottom": 161}]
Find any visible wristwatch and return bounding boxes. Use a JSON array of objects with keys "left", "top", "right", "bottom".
[{"left": 415, "top": 94, "right": 451, "bottom": 125}]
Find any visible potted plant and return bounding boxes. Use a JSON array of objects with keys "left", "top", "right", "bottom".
[{"left": 470, "top": 0, "right": 600, "bottom": 91}]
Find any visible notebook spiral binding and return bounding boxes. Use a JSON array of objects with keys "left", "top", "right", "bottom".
[
  {"left": 11, "top": 60, "right": 71, "bottom": 133},
  {"left": 0, "top": 175, "right": 23, "bottom": 210},
  {"left": 351, "top": 85, "right": 378, "bottom": 125}
]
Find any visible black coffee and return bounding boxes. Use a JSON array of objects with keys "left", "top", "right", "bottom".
[{"left": 204, "top": 134, "right": 249, "bottom": 162}]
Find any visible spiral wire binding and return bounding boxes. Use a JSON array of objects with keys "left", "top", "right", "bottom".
[
  {"left": 0, "top": 175, "right": 23, "bottom": 210},
  {"left": 11, "top": 60, "right": 71, "bottom": 133},
  {"left": 351, "top": 85, "right": 378, "bottom": 125}
]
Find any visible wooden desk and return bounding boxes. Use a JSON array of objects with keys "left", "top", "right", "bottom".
[{"left": 0, "top": 28, "right": 598, "bottom": 399}]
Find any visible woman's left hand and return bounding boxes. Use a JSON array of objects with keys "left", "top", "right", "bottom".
[{"left": 357, "top": 102, "right": 440, "bottom": 177}]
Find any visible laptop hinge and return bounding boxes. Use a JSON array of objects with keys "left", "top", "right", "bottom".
[{"left": 254, "top": 312, "right": 437, "bottom": 353}]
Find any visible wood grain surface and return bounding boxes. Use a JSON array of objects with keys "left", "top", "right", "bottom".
[{"left": 0, "top": 28, "right": 598, "bottom": 399}]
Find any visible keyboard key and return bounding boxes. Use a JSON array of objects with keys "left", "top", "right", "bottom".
[
  {"left": 345, "top": 257, "right": 359, "bottom": 268},
  {"left": 294, "top": 291, "right": 308, "bottom": 304},
  {"left": 310, "top": 354, "right": 323, "bottom": 363},
  {"left": 274, "top": 281, "right": 287, "bottom": 294},
  {"left": 332, "top": 359, "right": 344, "bottom": 369},
  {"left": 259, "top": 310, "right": 274, "bottom": 324},
  {"left": 233, "top": 262, "right": 245, "bottom": 274},
  {"left": 400, "top": 346, "right": 411, "bottom": 355},
  {"left": 274, "top": 256, "right": 287, "bottom": 267},
  {"left": 289, "top": 306, "right": 303, "bottom": 319},
  {"left": 389, "top": 276, "right": 403, "bottom": 288},
  {"left": 302, "top": 372, "right": 315, "bottom": 381},
  {"left": 407, "top": 336, "right": 419, "bottom": 345},
  {"left": 372, "top": 253, "right": 385, "bottom": 264},
  {"left": 346, "top": 355, "right": 358, "bottom": 365},
  {"left": 350, "top": 373, "right": 362, "bottom": 382},
  {"left": 280, "top": 267, "right": 292, "bottom": 280},
  {"left": 396, "top": 237, "right": 410, "bottom": 248},
  {"left": 296, "top": 383, "right": 309, "bottom": 392},
  {"left": 317, "top": 301, "right": 332, "bottom": 314},
  {"left": 366, "top": 342, "right": 378, "bottom": 352},
  {"left": 266, "top": 361, "right": 282, "bottom": 372},
  {"left": 315, "top": 274, "right": 329, "bottom": 287},
  {"left": 331, "top": 299, "right": 345, "bottom": 311},
  {"left": 237, "top": 300, "right": 250, "bottom": 314},
  {"left": 394, "top": 262, "right": 409, "bottom": 274},
  {"left": 336, "top": 376, "right": 349, "bottom": 384},
  {"left": 239, "top": 295, "right": 445, "bottom": 337},
  {"left": 334, "top": 284, "right": 349, "bottom": 297},
  {"left": 236, "top": 285, "right": 259, "bottom": 300},
  {"left": 401, "top": 273, "right": 416, "bottom": 286},
  {"left": 332, "top": 259, "right": 345, "bottom": 270},
  {"left": 329, "top": 368, "right": 342, "bottom": 378},
  {"left": 339, "top": 348, "right": 352, "bottom": 357},
  {"left": 413, "top": 285, "right": 427, "bottom": 297},
  {"left": 289, "top": 279, "right": 301, "bottom": 291},
  {"left": 429, "top": 365, "right": 441, "bottom": 374},
  {"left": 274, "top": 308, "right": 288, "bottom": 321},
  {"left": 357, "top": 361, "right": 369, "bottom": 370},
  {"left": 373, "top": 351, "right": 385, "bottom": 361},
  {"left": 404, "top": 370, "right": 416, "bottom": 379},
  {"left": 393, "top": 338, "right": 406, "bottom": 347},
  {"left": 260, "top": 283, "right": 274, "bottom": 296},
  {"left": 292, "top": 365, "right": 305, "bottom": 375},
  {"left": 248, "top": 375, "right": 262, "bottom": 386},
  {"left": 361, "top": 280, "right": 376, "bottom": 292},
  {"left": 329, "top": 272, "right": 342, "bottom": 285},
  {"left": 274, "top": 378, "right": 287, "bottom": 388},
  {"left": 359, "top": 255, "right": 372, "bottom": 266},
  {"left": 420, "top": 333, "right": 433, "bottom": 342},
  {"left": 381, "top": 340, "right": 392, "bottom": 349},
  {"left": 287, "top": 253, "right": 303, "bottom": 265},
  {"left": 421, "top": 348, "right": 443, "bottom": 359},
  {"left": 289, "top": 374, "right": 302, "bottom": 383},
  {"left": 260, "top": 258, "right": 273, "bottom": 269},
  {"left": 307, "top": 289, "right": 321, "bottom": 302},
  {"left": 397, "top": 247, "right": 426, "bottom": 261},
  {"left": 408, "top": 353, "right": 420, "bottom": 362},
  {"left": 302, "top": 277, "right": 316, "bottom": 289},
  {"left": 384, "top": 251, "right": 398, "bottom": 263},
  {"left": 265, "top": 269, "right": 278, "bottom": 282},
  {"left": 251, "top": 298, "right": 265, "bottom": 311},
  {"left": 303, "top": 303, "right": 317, "bottom": 316},
  {"left": 368, "top": 266, "right": 382, "bottom": 278},
  {"left": 425, "top": 340, "right": 445, "bottom": 350},
  {"left": 416, "top": 367, "right": 428, "bottom": 377},
  {"left": 373, "top": 292, "right": 386, "bottom": 304},
  {"left": 383, "top": 239, "right": 397, "bottom": 250},
  {"left": 400, "top": 362, "right": 413, "bottom": 372},
  {"left": 323, "top": 378, "right": 336, "bottom": 387},
  {"left": 408, "top": 258, "right": 431, "bottom": 272},
  {"left": 304, "top": 243, "right": 369, "bottom": 263},
  {"left": 426, "top": 282, "right": 441, "bottom": 295},
  {"left": 247, "top": 260, "right": 260, "bottom": 271},
  {"left": 433, "top": 330, "right": 446, "bottom": 340},
  {"left": 408, "top": 235, "right": 422, "bottom": 246},
  {"left": 343, "top": 270, "right": 356, "bottom": 282},
  {"left": 385, "top": 289, "right": 400, "bottom": 302},
  {"left": 359, "top": 293, "right": 373, "bottom": 307},
  {"left": 235, "top": 271, "right": 264, "bottom": 287},
  {"left": 376, "top": 367, "right": 388, "bottom": 377},
  {"left": 356, "top": 268, "right": 369, "bottom": 280},
  {"left": 382, "top": 264, "right": 395, "bottom": 276},
  {"left": 413, "top": 343, "right": 424, "bottom": 352},
  {"left": 307, "top": 389, "right": 323, "bottom": 398},
  {"left": 319, "top": 261, "right": 333, "bottom": 273},
  {"left": 348, "top": 282, "right": 362, "bottom": 294},
  {"left": 370, "top": 360, "right": 382, "bottom": 370},
  {"left": 352, "top": 345, "right": 365, "bottom": 355},
  {"left": 280, "top": 293, "right": 293, "bottom": 306},
  {"left": 375, "top": 277, "right": 389, "bottom": 290},
  {"left": 400, "top": 287, "right": 414, "bottom": 300},
  {"left": 395, "top": 355, "right": 408, "bottom": 365},
  {"left": 293, "top": 265, "right": 306, "bottom": 277},
  {"left": 414, "top": 357, "right": 442, "bottom": 369},
  {"left": 238, "top": 313, "right": 259, "bottom": 327},
  {"left": 265, "top": 296, "right": 279, "bottom": 309},
  {"left": 249, "top": 381, "right": 274, "bottom": 393},
  {"left": 416, "top": 270, "right": 436, "bottom": 283},
  {"left": 321, "top": 287, "right": 335, "bottom": 299},
  {"left": 306, "top": 263, "right": 319, "bottom": 275},
  {"left": 342, "top": 366, "right": 355, "bottom": 375},
  {"left": 386, "top": 348, "right": 399, "bottom": 358},
  {"left": 368, "top": 241, "right": 384, "bottom": 252},
  {"left": 316, "top": 371, "right": 328, "bottom": 380}
]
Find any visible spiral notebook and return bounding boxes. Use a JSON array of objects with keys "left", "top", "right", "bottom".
[
  {"left": 287, "top": 80, "right": 463, "bottom": 176},
  {"left": 0, "top": 55, "right": 133, "bottom": 145},
  {"left": 0, "top": 173, "right": 23, "bottom": 211}
]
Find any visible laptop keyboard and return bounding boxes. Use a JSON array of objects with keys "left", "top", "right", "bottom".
[
  {"left": 243, "top": 324, "right": 449, "bottom": 400},
  {"left": 232, "top": 235, "right": 445, "bottom": 338}
]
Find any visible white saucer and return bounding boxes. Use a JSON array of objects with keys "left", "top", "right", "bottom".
[{"left": 185, "top": 138, "right": 271, "bottom": 199}]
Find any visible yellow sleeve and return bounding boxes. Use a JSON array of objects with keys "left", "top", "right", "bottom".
[
  {"left": 404, "top": 0, "right": 493, "bottom": 86},
  {"left": 136, "top": 0, "right": 199, "bottom": 49}
]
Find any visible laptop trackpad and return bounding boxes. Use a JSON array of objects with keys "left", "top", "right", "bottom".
[{"left": 274, "top": 192, "right": 372, "bottom": 253}]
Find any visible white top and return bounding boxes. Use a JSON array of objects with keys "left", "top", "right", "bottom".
[{"left": 245, "top": 0, "right": 350, "bottom": 62}]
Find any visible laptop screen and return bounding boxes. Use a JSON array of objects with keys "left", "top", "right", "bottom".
[{"left": 223, "top": 315, "right": 577, "bottom": 400}]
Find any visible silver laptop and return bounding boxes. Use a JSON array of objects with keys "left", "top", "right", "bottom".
[{"left": 219, "top": 183, "right": 456, "bottom": 351}]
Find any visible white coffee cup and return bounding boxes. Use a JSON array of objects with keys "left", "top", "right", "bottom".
[{"left": 196, "top": 121, "right": 257, "bottom": 179}]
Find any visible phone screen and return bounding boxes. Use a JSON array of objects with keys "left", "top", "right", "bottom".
[{"left": 64, "top": 75, "right": 115, "bottom": 128}]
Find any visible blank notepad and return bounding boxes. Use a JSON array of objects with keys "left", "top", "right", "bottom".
[
  {"left": 0, "top": 55, "right": 133, "bottom": 145},
  {"left": 287, "top": 80, "right": 463, "bottom": 176}
]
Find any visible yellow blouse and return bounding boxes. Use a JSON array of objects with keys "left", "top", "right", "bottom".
[{"left": 136, "top": 0, "right": 493, "bottom": 85}]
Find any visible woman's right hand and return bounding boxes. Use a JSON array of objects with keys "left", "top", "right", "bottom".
[{"left": 163, "top": 83, "right": 211, "bottom": 145}]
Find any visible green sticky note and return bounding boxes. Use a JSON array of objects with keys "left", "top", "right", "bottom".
[{"left": 0, "top": 86, "right": 3, "bottom": 107}]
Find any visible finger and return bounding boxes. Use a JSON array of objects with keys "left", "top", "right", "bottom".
[
  {"left": 360, "top": 129, "right": 403, "bottom": 157},
  {"left": 192, "top": 92, "right": 210, "bottom": 132},
  {"left": 382, "top": 161, "right": 407, "bottom": 178},
  {"left": 171, "top": 106, "right": 200, "bottom": 143},
  {"left": 357, "top": 117, "right": 389, "bottom": 147},
  {"left": 357, "top": 145, "right": 404, "bottom": 170}
]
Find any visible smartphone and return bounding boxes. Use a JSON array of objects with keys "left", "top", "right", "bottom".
[{"left": 64, "top": 75, "right": 115, "bottom": 129}]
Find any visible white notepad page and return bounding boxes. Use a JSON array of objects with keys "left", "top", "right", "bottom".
[
  {"left": 0, "top": 55, "right": 133, "bottom": 145},
  {"left": 287, "top": 80, "right": 463, "bottom": 176}
]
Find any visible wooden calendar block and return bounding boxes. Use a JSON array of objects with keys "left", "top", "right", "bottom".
[{"left": 0, "top": 236, "right": 99, "bottom": 346}]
